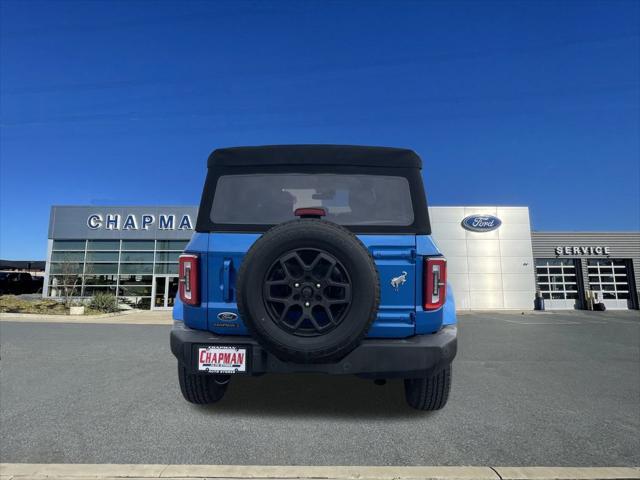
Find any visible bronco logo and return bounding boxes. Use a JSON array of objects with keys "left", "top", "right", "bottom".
[
  {"left": 461, "top": 214, "right": 502, "bottom": 232},
  {"left": 390, "top": 271, "right": 408, "bottom": 291}
]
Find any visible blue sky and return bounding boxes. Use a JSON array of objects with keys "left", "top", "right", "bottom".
[{"left": 1, "top": 0, "right": 638, "bottom": 260}]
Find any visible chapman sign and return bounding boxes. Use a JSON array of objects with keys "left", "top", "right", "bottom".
[
  {"left": 87, "top": 213, "right": 193, "bottom": 231},
  {"left": 555, "top": 246, "right": 611, "bottom": 256}
]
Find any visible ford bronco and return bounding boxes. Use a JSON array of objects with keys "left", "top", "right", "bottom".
[{"left": 170, "top": 145, "right": 457, "bottom": 410}]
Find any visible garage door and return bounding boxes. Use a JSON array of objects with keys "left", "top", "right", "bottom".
[
  {"left": 535, "top": 258, "right": 580, "bottom": 309},
  {"left": 587, "top": 259, "right": 632, "bottom": 310}
]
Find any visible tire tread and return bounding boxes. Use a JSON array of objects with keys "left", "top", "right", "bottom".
[
  {"left": 237, "top": 218, "right": 380, "bottom": 363},
  {"left": 404, "top": 364, "right": 452, "bottom": 411},
  {"left": 178, "top": 364, "right": 228, "bottom": 404}
]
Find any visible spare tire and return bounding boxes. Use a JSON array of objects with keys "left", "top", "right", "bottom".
[{"left": 236, "top": 219, "right": 380, "bottom": 363}]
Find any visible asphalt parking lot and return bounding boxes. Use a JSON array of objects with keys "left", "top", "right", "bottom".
[{"left": 1, "top": 311, "right": 638, "bottom": 467}]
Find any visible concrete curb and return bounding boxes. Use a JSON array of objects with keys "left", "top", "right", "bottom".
[
  {"left": 1, "top": 464, "right": 638, "bottom": 480},
  {"left": 495, "top": 467, "right": 640, "bottom": 479},
  {"left": 0, "top": 310, "right": 133, "bottom": 320},
  {"left": 0, "top": 311, "right": 171, "bottom": 325}
]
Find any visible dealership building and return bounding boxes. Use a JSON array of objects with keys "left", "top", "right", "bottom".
[{"left": 44, "top": 205, "right": 640, "bottom": 311}]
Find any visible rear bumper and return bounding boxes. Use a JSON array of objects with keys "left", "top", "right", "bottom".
[{"left": 170, "top": 321, "right": 457, "bottom": 378}]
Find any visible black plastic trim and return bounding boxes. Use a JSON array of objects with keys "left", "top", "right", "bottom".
[
  {"left": 208, "top": 145, "right": 422, "bottom": 168},
  {"left": 170, "top": 321, "right": 457, "bottom": 378}
]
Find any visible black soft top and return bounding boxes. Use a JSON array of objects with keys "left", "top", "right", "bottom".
[
  {"left": 208, "top": 145, "right": 422, "bottom": 169},
  {"left": 198, "top": 144, "right": 430, "bottom": 234}
]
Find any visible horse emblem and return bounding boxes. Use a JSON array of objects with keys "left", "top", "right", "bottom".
[{"left": 390, "top": 271, "right": 408, "bottom": 291}]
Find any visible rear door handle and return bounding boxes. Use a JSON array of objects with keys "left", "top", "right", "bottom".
[{"left": 371, "top": 248, "right": 416, "bottom": 260}]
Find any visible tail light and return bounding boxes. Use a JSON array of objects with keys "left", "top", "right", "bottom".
[
  {"left": 179, "top": 254, "right": 199, "bottom": 306},
  {"left": 423, "top": 257, "right": 447, "bottom": 310},
  {"left": 294, "top": 207, "right": 326, "bottom": 218}
]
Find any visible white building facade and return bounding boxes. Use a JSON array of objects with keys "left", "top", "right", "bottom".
[
  {"left": 429, "top": 206, "right": 535, "bottom": 310},
  {"left": 44, "top": 205, "right": 638, "bottom": 311}
]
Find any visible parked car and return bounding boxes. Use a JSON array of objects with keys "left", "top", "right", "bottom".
[
  {"left": 30, "top": 275, "right": 44, "bottom": 293},
  {"left": 0, "top": 272, "right": 42, "bottom": 295},
  {"left": 170, "top": 145, "right": 457, "bottom": 410}
]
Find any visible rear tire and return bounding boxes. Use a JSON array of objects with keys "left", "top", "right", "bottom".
[
  {"left": 404, "top": 364, "right": 452, "bottom": 411},
  {"left": 236, "top": 218, "right": 380, "bottom": 363},
  {"left": 177, "top": 364, "right": 229, "bottom": 404}
]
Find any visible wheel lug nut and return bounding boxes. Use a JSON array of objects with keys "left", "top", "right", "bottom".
[
  {"left": 294, "top": 283, "right": 300, "bottom": 288},
  {"left": 304, "top": 302, "right": 310, "bottom": 307},
  {"left": 316, "top": 283, "right": 321, "bottom": 288}
]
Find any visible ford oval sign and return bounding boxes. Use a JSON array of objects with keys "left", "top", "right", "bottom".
[
  {"left": 461, "top": 214, "right": 502, "bottom": 232},
  {"left": 217, "top": 312, "right": 238, "bottom": 321}
]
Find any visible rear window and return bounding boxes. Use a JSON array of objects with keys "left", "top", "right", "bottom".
[{"left": 210, "top": 174, "right": 414, "bottom": 226}]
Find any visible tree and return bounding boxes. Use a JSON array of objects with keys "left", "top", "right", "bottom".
[{"left": 51, "top": 254, "right": 83, "bottom": 308}]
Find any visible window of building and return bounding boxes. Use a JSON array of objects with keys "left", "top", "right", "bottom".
[
  {"left": 84, "top": 286, "right": 117, "bottom": 296},
  {"left": 156, "top": 240, "right": 188, "bottom": 250},
  {"left": 85, "top": 263, "right": 119, "bottom": 275},
  {"left": 83, "top": 275, "right": 117, "bottom": 285},
  {"left": 51, "top": 251, "right": 85, "bottom": 262},
  {"left": 154, "top": 263, "right": 178, "bottom": 274},
  {"left": 48, "top": 238, "right": 185, "bottom": 308},
  {"left": 48, "top": 275, "right": 82, "bottom": 287},
  {"left": 119, "top": 274, "right": 153, "bottom": 285},
  {"left": 155, "top": 251, "right": 180, "bottom": 263},
  {"left": 49, "top": 262, "right": 83, "bottom": 274},
  {"left": 86, "top": 252, "right": 119, "bottom": 262},
  {"left": 120, "top": 251, "right": 154, "bottom": 263},
  {"left": 119, "top": 263, "right": 154, "bottom": 274},
  {"left": 86, "top": 240, "right": 120, "bottom": 250},
  {"left": 118, "top": 285, "right": 153, "bottom": 296},
  {"left": 52, "top": 240, "right": 86, "bottom": 250},
  {"left": 121, "top": 240, "right": 155, "bottom": 250}
]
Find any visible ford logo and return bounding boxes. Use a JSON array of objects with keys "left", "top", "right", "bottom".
[
  {"left": 461, "top": 214, "right": 502, "bottom": 232},
  {"left": 217, "top": 312, "right": 238, "bottom": 321}
]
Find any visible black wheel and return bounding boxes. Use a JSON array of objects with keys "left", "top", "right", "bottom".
[
  {"left": 177, "top": 364, "right": 229, "bottom": 404},
  {"left": 262, "top": 246, "right": 353, "bottom": 337},
  {"left": 404, "top": 364, "right": 452, "bottom": 411},
  {"left": 237, "top": 218, "right": 380, "bottom": 363}
]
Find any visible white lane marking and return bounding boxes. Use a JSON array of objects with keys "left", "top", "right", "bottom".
[{"left": 498, "top": 318, "right": 580, "bottom": 325}]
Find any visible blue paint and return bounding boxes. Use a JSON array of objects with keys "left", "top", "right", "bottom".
[
  {"left": 177, "top": 230, "right": 457, "bottom": 337},
  {"left": 442, "top": 284, "right": 457, "bottom": 325},
  {"left": 362, "top": 234, "right": 417, "bottom": 337},
  {"left": 172, "top": 295, "right": 184, "bottom": 322}
]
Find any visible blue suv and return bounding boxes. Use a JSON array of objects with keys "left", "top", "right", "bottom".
[{"left": 170, "top": 145, "right": 457, "bottom": 410}]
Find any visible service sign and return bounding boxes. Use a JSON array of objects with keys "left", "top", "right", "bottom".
[
  {"left": 461, "top": 214, "right": 502, "bottom": 232},
  {"left": 555, "top": 246, "right": 611, "bottom": 256}
]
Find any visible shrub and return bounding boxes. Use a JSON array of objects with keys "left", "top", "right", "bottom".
[
  {"left": 89, "top": 293, "right": 119, "bottom": 313},
  {"left": 0, "top": 295, "right": 67, "bottom": 314}
]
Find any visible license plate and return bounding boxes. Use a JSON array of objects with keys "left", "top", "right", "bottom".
[{"left": 197, "top": 346, "right": 247, "bottom": 374}]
